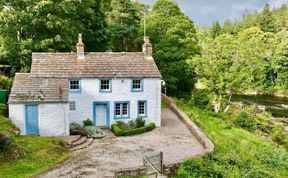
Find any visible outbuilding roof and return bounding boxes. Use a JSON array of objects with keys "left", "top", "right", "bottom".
[
  {"left": 30, "top": 52, "right": 162, "bottom": 78},
  {"left": 8, "top": 73, "right": 68, "bottom": 103}
]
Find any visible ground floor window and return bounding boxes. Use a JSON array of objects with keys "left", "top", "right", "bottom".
[
  {"left": 137, "top": 100, "right": 147, "bottom": 118},
  {"left": 69, "top": 101, "right": 76, "bottom": 111},
  {"left": 114, "top": 101, "right": 130, "bottom": 119}
]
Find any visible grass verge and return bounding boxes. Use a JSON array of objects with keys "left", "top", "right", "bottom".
[
  {"left": 173, "top": 100, "right": 288, "bottom": 178},
  {"left": 0, "top": 115, "right": 69, "bottom": 178}
]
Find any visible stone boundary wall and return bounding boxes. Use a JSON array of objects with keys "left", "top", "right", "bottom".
[
  {"left": 114, "top": 166, "right": 147, "bottom": 177},
  {"left": 161, "top": 94, "right": 214, "bottom": 153}
]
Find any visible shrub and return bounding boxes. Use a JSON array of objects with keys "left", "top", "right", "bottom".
[
  {"left": 85, "top": 126, "right": 105, "bottom": 139},
  {"left": 0, "top": 104, "right": 8, "bottom": 117},
  {"left": 69, "top": 122, "right": 87, "bottom": 136},
  {"left": 117, "top": 120, "right": 136, "bottom": 130},
  {"left": 111, "top": 122, "right": 156, "bottom": 136},
  {"left": 0, "top": 132, "right": 12, "bottom": 151},
  {"left": 234, "top": 112, "right": 257, "bottom": 132},
  {"left": 146, "top": 123, "right": 156, "bottom": 131},
  {"left": 191, "top": 90, "right": 211, "bottom": 109},
  {"left": 0, "top": 75, "right": 13, "bottom": 91},
  {"left": 83, "top": 118, "right": 94, "bottom": 127},
  {"left": 135, "top": 118, "right": 145, "bottom": 128}
]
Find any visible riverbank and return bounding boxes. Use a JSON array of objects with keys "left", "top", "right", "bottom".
[{"left": 173, "top": 99, "right": 288, "bottom": 178}]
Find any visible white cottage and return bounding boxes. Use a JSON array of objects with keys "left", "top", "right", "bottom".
[{"left": 8, "top": 34, "right": 162, "bottom": 136}]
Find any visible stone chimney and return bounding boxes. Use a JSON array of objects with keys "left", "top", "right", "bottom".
[
  {"left": 142, "top": 36, "right": 153, "bottom": 57},
  {"left": 77, "top": 33, "right": 85, "bottom": 60}
]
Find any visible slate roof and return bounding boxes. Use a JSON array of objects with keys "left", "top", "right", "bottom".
[
  {"left": 9, "top": 52, "right": 161, "bottom": 103},
  {"left": 8, "top": 73, "right": 68, "bottom": 103},
  {"left": 30, "top": 52, "right": 162, "bottom": 78}
]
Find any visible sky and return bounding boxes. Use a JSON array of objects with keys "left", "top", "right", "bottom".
[{"left": 137, "top": 0, "right": 288, "bottom": 26}]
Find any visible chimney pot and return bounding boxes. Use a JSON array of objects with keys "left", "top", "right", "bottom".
[{"left": 77, "top": 33, "right": 85, "bottom": 60}]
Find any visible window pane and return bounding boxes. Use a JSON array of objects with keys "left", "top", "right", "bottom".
[
  {"left": 115, "top": 103, "right": 121, "bottom": 116},
  {"left": 69, "top": 102, "right": 76, "bottom": 111},
  {"left": 70, "top": 80, "right": 79, "bottom": 90},
  {"left": 122, "top": 103, "right": 128, "bottom": 116},
  {"left": 101, "top": 80, "right": 110, "bottom": 90},
  {"left": 132, "top": 79, "right": 141, "bottom": 89},
  {"left": 138, "top": 102, "right": 145, "bottom": 115}
]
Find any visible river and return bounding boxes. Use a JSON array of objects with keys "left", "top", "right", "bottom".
[{"left": 231, "top": 95, "right": 288, "bottom": 118}]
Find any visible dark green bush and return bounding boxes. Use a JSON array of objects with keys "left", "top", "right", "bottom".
[
  {"left": 146, "top": 123, "right": 156, "bottom": 131},
  {"left": 234, "top": 112, "right": 257, "bottom": 132},
  {"left": 0, "top": 104, "right": 8, "bottom": 116},
  {"left": 111, "top": 122, "right": 156, "bottom": 136},
  {"left": 135, "top": 118, "right": 145, "bottom": 128},
  {"left": 69, "top": 122, "right": 87, "bottom": 136},
  {"left": 83, "top": 118, "right": 94, "bottom": 127},
  {"left": 191, "top": 89, "right": 211, "bottom": 109}
]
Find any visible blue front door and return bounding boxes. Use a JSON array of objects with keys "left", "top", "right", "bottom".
[{"left": 25, "top": 105, "right": 39, "bottom": 135}]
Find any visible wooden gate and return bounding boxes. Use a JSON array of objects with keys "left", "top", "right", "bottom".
[{"left": 144, "top": 151, "right": 163, "bottom": 176}]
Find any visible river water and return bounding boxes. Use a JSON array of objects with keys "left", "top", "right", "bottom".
[{"left": 231, "top": 95, "right": 288, "bottom": 118}]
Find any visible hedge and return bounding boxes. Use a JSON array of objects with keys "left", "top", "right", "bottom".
[{"left": 111, "top": 123, "right": 156, "bottom": 136}]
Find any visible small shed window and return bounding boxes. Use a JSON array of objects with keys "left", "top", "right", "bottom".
[
  {"left": 69, "top": 101, "right": 76, "bottom": 111},
  {"left": 132, "top": 79, "right": 143, "bottom": 92}
]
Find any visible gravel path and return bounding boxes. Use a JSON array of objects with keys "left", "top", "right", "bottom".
[{"left": 39, "top": 109, "right": 206, "bottom": 178}]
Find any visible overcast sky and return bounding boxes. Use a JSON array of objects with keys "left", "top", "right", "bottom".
[{"left": 137, "top": 0, "right": 288, "bottom": 26}]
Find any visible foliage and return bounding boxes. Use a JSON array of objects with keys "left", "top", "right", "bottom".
[
  {"left": 0, "top": 75, "right": 13, "bottom": 91},
  {"left": 0, "top": 115, "right": 68, "bottom": 177},
  {"left": 83, "top": 118, "right": 94, "bottom": 127},
  {"left": 174, "top": 99, "right": 288, "bottom": 178},
  {"left": 135, "top": 118, "right": 145, "bottom": 128},
  {"left": 234, "top": 112, "right": 257, "bottom": 132},
  {"left": 191, "top": 90, "right": 211, "bottom": 109},
  {"left": 145, "top": 0, "right": 199, "bottom": 96},
  {"left": 106, "top": 0, "right": 142, "bottom": 51},
  {"left": 161, "top": 101, "right": 169, "bottom": 109},
  {"left": 0, "top": 132, "right": 12, "bottom": 150},
  {"left": 0, "top": 0, "right": 109, "bottom": 72},
  {"left": 85, "top": 126, "right": 105, "bottom": 139},
  {"left": 111, "top": 122, "right": 155, "bottom": 136},
  {"left": 0, "top": 104, "right": 7, "bottom": 116},
  {"left": 69, "top": 122, "right": 87, "bottom": 136}
]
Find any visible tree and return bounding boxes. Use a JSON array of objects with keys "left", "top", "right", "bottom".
[
  {"left": 211, "top": 21, "right": 221, "bottom": 38},
  {"left": 107, "top": 0, "right": 141, "bottom": 52},
  {"left": 0, "top": 0, "right": 109, "bottom": 73},
  {"left": 259, "top": 4, "right": 276, "bottom": 33},
  {"left": 274, "top": 40, "right": 288, "bottom": 94},
  {"left": 146, "top": 0, "right": 200, "bottom": 96}
]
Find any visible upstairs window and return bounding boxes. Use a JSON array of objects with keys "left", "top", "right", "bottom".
[
  {"left": 132, "top": 79, "right": 143, "bottom": 92},
  {"left": 138, "top": 101, "right": 147, "bottom": 118},
  {"left": 114, "top": 102, "right": 130, "bottom": 119},
  {"left": 69, "top": 79, "right": 81, "bottom": 93},
  {"left": 100, "top": 79, "right": 112, "bottom": 92}
]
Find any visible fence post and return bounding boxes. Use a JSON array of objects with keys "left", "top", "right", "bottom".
[{"left": 160, "top": 151, "right": 163, "bottom": 173}]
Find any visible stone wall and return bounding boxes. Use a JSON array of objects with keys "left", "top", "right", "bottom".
[
  {"left": 161, "top": 94, "right": 214, "bottom": 153},
  {"left": 114, "top": 166, "right": 147, "bottom": 177}
]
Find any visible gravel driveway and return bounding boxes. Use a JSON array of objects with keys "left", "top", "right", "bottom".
[{"left": 39, "top": 109, "right": 206, "bottom": 178}]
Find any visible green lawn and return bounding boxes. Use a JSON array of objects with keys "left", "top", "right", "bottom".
[
  {"left": 0, "top": 115, "right": 69, "bottom": 178},
  {"left": 173, "top": 100, "right": 288, "bottom": 178}
]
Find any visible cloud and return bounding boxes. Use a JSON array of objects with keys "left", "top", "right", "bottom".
[{"left": 137, "top": 0, "right": 288, "bottom": 26}]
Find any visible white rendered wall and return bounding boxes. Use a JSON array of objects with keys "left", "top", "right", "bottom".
[
  {"left": 9, "top": 104, "right": 26, "bottom": 135},
  {"left": 39, "top": 103, "right": 69, "bottom": 136},
  {"left": 9, "top": 103, "right": 69, "bottom": 136},
  {"left": 68, "top": 78, "right": 162, "bottom": 127}
]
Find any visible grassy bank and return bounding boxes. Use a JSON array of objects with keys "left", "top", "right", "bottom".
[
  {"left": 174, "top": 100, "right": 288, "bottom": 178},
  {"left": 0, "top": 115, "right": 69, "bottom": 178}
]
